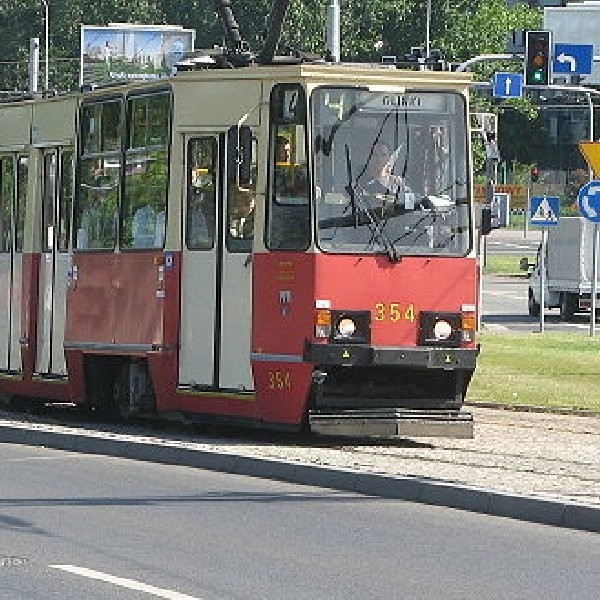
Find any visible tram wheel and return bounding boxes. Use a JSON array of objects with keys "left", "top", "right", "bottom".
[
  {"left": 111, "top": 360, "right": 156, "bottom": 420},
  {"left": 112, "top": 364, "right": 134, "bottom": 420}
]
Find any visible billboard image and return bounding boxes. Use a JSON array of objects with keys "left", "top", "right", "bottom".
[{"left": 81, "top": 24, "right": 195, "bottom": 85}]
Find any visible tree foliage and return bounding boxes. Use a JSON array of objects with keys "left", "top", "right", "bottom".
[{"left": 0, "top": 1, "right": 543, "bottom": 91}]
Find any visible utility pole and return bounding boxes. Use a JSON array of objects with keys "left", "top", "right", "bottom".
[
  {"left": 41, "top": 0, "right": 49, "bottom": 90},
  {"left": 29, "top": 37, "right": 40, "bottom": 94},
  {"left": 426, "top": 0, "right": 431, "bottom": 58},
  {"left": 327, "top": 0, "right": 340, "bottom": 62}
]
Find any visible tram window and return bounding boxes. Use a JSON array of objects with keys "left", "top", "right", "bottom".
[
  {"left": 42, "top": 153, "right": 57, "bottom": 252},
  {"left": 0, "top": 157, "right": 14, "bottom": 253},
  {"left": 58, "top": 150, "right": 74, "bottom": 252},
  {"left": 227, "top": 136, "right": 257, "bottom": 253},
  {"left": 186, "top": 137, "right": 216, "bottom": 250},
  {"left": 81, "top": 100, "right": 122, "bottom": 154},
  {"left": 129, "top": 93, "right": 170, "bottom": 148},
  {"left": 267, "top": 84, "right": 310, "bottom": 251},
  {"left": 75, "top": 99, "right": 124, "bottom": 251},
  {"left": 121, "top": 92, "right": 170, "bottom": 250},
  {"left": 74, "top": 157, "right": 120, "bottom": 250},
  {"left": 15, "top": 155, "right": 27, "bottom": 252}
]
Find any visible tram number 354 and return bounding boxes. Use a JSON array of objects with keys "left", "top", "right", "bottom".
[
  {"left": 268, "top": 370, "right": 292, "bottom": 390},
  {"left": 374, "top": 302, "right": 416, "bottom": 323}
]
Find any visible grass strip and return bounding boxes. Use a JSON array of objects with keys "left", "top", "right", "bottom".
[
  {"left": 467, "top": 331, "right": 600, "bottom": 412},
  {"left": 483, "top": 253, "right": 532, "bottom": 277}
]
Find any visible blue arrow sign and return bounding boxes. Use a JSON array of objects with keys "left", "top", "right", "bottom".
[
  {"left": 530, "top": 196, "right": 560, "bottom": 226},
  {"left": 554, "top": 43, "right": 593, "bottom": 75},
  {"left": 578, "top": 181, "right": 600, "bottom": 222},
  {"left": 492, "top": 72, "right": 523, "bottom": 99}
]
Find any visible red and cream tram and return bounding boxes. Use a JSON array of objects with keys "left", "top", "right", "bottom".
[{"left": 0, "top": 44, "right": 480, "bottom": 438}]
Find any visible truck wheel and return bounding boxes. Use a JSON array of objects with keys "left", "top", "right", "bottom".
[
  {"left": 528, "top": 289, "right": 540, "bottom": 317},
  {"left": 559, "top": 292, "right": 577, "bottom": 321}
]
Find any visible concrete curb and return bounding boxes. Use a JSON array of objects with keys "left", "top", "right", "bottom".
[
  {"left": 466, "top": 400, "right": 600, "bottom": 418},
  {"left": 1, "top": 422, "right": 598, "bottom": 534}
]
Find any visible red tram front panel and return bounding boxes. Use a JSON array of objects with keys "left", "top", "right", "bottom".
[{"left": 251, "top": 252, "right": 477, "bottom": 426}]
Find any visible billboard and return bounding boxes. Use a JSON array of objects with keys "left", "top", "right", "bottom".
[{"left": 81, "top": 24, "right": 195, "bottom": 86}]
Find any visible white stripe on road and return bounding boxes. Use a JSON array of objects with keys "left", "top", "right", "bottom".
[
  {"left": 487, "top": 242, "right": 537, "bottom": 250},
  {"left": 483, "top": 290, "right": 524, "bottom": 300},
  {"left": 49, "top": 565, "right": 202, "bottom": 599}
]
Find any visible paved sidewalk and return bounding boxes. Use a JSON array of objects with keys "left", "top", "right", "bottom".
[{"left": 1, "top": 406, "right": 598, "bottom": 532}]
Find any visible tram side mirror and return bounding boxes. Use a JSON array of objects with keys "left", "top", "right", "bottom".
[
  {"left": 227, "top": 125, "right": 253, "bottom": 188},
  {"left": 480, "top": 205, "right": 492, "bottom": 236}
]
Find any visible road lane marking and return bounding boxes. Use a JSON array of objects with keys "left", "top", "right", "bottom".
[
  {"left": 486, "top": 242, "right": 536, "bottom": 250},
  {"left": 483, "top": 290, "right": 524, "bottom": 300},
  {"left": 49, "top": 565, "right": 202, "bottom": 599},
  {"left": 2, "top": 456, "right": 89, "bottom": 462}
]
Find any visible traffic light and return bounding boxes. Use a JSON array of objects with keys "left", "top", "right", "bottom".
[
  {"left": 531, "top": 165, "right": 540, "bottom": 183},
  {"left": 524, "top": 30, "right": 552, "bottom": 86}
]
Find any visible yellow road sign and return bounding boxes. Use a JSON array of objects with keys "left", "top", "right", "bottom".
[{"left": 579, "top": 142, "right": 600, "bottom": 176}]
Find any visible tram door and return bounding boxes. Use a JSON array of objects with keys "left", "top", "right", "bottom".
[
  {"left": 36, "top": 149, "right": 73, "bottom": 376},
  {"left": 0, "top": 154, "right": 26, "bottom": 373},
  {"left": 178, "top": 134, "right": 253, "bottom": 391},
  {"left": 0, "top": 156, "right": 14, "bottom": 371}
]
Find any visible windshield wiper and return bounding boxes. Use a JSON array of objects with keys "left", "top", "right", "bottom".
[{"left": 345, "top": 144, "right": 399, "bottom": 263}]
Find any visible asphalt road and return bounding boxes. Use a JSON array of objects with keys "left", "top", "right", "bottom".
[
  {"left": 484, "top": 226, "right": 541, "bottom": 255},
  {"left": 481, "top": 273, "right": 600, "bottom": 333},
  {"left": 481, "top": 228, "right": 599, "bottom": 333},
  {"left": 2, "top": 442, "right": 599, "bottom": 600}
]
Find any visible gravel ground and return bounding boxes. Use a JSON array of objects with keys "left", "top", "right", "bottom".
[{"left": 1, "top": 406, "right": 599, "bottom": 507}]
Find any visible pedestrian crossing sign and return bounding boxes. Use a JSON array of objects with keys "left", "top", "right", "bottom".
[{"left": 530, "top": 195, "right": 560, "bottom": 226}]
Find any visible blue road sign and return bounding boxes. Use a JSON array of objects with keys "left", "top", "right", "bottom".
[
  {"left": 530, "top": 196, "right": 560, "bottom": 226},
  {"left": 492, "top": 72, "right": 523, "bottom": 99},
  {"left": 554, "top": 43, "right": 593, "bottom": 75},
  {"left": 578, "top": 181, "right": 600, "bottom": 222}
]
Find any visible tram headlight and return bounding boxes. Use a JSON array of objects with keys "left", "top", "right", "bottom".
[
  {"left": 337, "top": 318, "right": 356, "bottom": 338},
  {"left": 419, "top": 311, "right": 461, "bottom": 347},
  {"left": 433, "top": 319, "right": 452, "bottom": 340},
  {"left": 331, "top": 310, "right": 371, "bottom": 344}
]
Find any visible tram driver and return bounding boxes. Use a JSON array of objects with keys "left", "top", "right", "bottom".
[{"left": 360, "top": 142, "right": 416, "bottom": 211}]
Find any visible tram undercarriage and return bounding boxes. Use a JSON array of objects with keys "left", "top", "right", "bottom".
[{"left": 307, "top": 346, "right": 477, "bottom": 438}]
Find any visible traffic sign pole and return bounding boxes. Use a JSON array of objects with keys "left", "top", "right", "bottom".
[
  {"left": 524, "top": 185, "right": 530, "bottom": 238},
  {"left": 540, "top": 228, "right": 547, "bottom": 333},
  {"left": 591, "top": 224, "right": 599, "bottom": 338}
]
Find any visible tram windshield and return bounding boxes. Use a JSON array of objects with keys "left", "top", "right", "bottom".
[{"left": 311, "top": 87, "right": 471, "bottom": 259}]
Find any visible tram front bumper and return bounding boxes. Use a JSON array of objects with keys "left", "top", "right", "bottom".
[
  {"left": 305, "top": 343, "right": 477, "bottom": 439},
  {"left": 304, "top": 343, "right": 479, "bottom": 369},
  {"left": 309, "top": 408, "right": 473, "bottom": 439}
]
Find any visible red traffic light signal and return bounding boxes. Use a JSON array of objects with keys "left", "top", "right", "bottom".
[
  {"left": 525, "top": 30, "right": 552, "bottom": 86},
  {"left": 531, "top": 165, "right": 540, "bottom": 183}
]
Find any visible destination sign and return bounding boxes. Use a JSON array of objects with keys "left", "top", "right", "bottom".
[{"left": 363, "top": 93, "right": 449, "bottom": 112}]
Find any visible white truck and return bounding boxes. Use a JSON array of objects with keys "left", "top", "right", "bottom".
[{"left": 522, "top": 216, "right": 600, "bottom": 320}]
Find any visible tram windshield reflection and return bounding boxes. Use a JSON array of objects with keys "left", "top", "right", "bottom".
[{"left": 311, "top": 88, "right": 472, "bottom": 257}]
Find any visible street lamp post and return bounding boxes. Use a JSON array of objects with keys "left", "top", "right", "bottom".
[
  {"left": 41, "top": 0, "right": 48, "bottom": 90},
  {"left": 426, "top": 0, "right": 431, "bottom": 58}
]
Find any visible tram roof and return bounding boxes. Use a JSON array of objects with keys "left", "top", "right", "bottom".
[
  {"left": 0, "top": 62, "right": 472, "bottom": 109},
  {"left": 172, "top": 61, "right": 473, "bottom": 87}
]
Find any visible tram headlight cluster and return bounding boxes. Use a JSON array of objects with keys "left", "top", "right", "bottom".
[
  {"left": 314, "top": 309, "right": 371, "bottom": 344},
  {"left": 418, "top": 311, "right": 462, "bottom": 347}
]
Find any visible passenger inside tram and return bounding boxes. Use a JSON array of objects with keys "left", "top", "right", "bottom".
[{"left": 363, "top": 143, "right": 401, "bottom": 191}]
